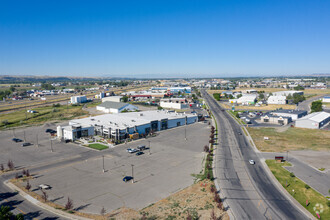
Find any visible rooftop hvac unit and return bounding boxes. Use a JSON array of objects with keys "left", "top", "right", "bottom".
[{"left": 139, "top": 113, "right": 143, "bottom": 116}]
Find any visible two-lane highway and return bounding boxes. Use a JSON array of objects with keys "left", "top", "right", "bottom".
[{"left": 202, "top": 90, "right": 309, "bottom": 220}]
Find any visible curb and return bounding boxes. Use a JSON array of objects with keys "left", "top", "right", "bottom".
[
  {"left": 259, "top": 159, "right": 315, "bottom": 219},
  {"left": 4, "top": 180, "right": 91, "bottom": 220}
]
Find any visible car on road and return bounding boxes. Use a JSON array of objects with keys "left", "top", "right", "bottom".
[
  {"left": 136, "top": 151, "right": 144, "bottom": 156},
  {"left": 238, "top": 132, "right": 242, "bottom": 135},
  {"left": 249, "top": 160, "right": 255, "bottom": 165},
  {"left": 122, "top": 176, "right": 133, "bottom": 182},
  {"left": 38, "top": 184, "right": 51, "bottom": 190},
  {"left": 12, "top": 138, "right": 23, "bottom": 142},
  {"left": 137, "top": 145, "right": 146, "bottom": 151},
  {"left": 21, "top": 142, "right": 31, "bottom": 147}
]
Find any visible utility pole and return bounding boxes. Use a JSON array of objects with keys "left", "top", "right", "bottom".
[
  {"left": 50, "top": 139, "right": 53, "bottom": 152},
  {"left": 36, "top": 134, "right": 39, "bottom": 147},
  {"left": 131, "top": 164, "right": 134, "bottom": 183},
  {"left": 102, "top": 155, "right": 105, "bottom": 173},
  {"left": 24, "top": 104, "right": 27, "bottom": 120},
  {"left": 287, "top": 151, "right": 289, "bottom": 161},
  {"left": 23, "top": 131, "right": 26, "bottom": 142},
  {"left": 12, "top": 129, "right": 15, "bottom": 137},
  {"left": 148, "top": 140, "right": 151, "bottom": 155}
]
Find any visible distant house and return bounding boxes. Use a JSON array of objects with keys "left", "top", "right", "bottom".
[
  {"left": 272, "top": 91, "right": 303, "bottom": 96},
  {"left": 237, "top": 94, "right": 257, "bottom": 105},
  {"left": 96, "top": 101, "right": 138, "bottom": 113},
  {"left": 295, "top": 111, "right": 330, "bottom": 129}
]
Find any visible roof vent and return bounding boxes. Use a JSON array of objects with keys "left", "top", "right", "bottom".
[{"left": 139, "top": 113, "right": 143, "bottom": 116}]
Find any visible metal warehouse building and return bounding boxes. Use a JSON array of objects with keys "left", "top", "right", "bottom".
[
  {"left": 57, "top": 110, "right": 198, "bottom": 141},
  {"left": 295, "top": 111, "right": 330, "bottom": 129}
]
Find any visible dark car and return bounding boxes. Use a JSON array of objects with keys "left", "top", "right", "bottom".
[
  {"left": 137, "top": 145, "right": 146, "bottom": 151},
  {"left": 238, "top": 132, "right": 242, "bottom": 135},
  {"left": 21, "top": 142, "right": 31, "bottom": 147},
  {"left": 123, "top": 176, "right": 133, "bottom": 182},
  {"left": 45, "top": 129, "right": 53, "bottom": 133},
  {"left": 136, "top": 151, "right": 144, "bottom": 156},
  {"left": 12, "top": 138, "right": 23, "bottom": 142}
]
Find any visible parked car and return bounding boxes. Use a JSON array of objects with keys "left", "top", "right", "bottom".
[
  {"left": 238, "top": 132, "right": 242, "bottom": 135},
  {"left": 126, "top": 148, "right": 138, "bottom": 153},
  {"left": 45, "top": 129, "right": 54, "bottom": 133},
  {"left": 136, "top": 152, "right": 144, "bottom": 156},
  {"left": 249, "top": 160, "right": 255, "bottom": 165},
  {"left": 39, "top": 184, "right": 51, "bottom": 190},
  {"left": 122, "top": 176, "right": 133, "bottom": 182},
  {"left": 137, "top": 145, "right": 146, "bottom": 151},
  {"left": 12, "top": 138, "right": 23, "bottom": 142},
  {"left": 21, "top": 142, "right": 31, "bottom": 147},
  {"left": 64, "top": 139, "right": 71, "bottom": 143}
]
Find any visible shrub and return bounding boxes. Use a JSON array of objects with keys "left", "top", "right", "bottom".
[
  {"left": 7, "top": 160, "right": 14, "bottom": 170},
  {"left": 305, "top": 184, "right": 310, "bottom": 189},
  {"left": 290, "top": 172, "right": 295, "bottom": 177},
  {"left": 65, "top": 197, "right": 74, "bottom": 210},
  {"left": 210, "top": 185, "right": 216, "bottom": 193}
]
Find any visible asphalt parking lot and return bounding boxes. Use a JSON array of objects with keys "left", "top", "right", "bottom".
[
  {"left": 22, "top": 122, "right": 210, "bottom": 214},
  {"left": 0, "top": 123, "right": 91, "bottom": 169}
]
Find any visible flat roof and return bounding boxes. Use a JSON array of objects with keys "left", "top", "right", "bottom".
[
  {"left": 272, "top": 109, "right": 307, "bottom": 115},
  {"left": 297, "top": 111, "right": 330, "bottom": 123},
  {"left": 70, "top": 110, "right": 197, "bottom": 130},
  {"left": 98, "top": 101, "right": 129, "bottom": 109}
]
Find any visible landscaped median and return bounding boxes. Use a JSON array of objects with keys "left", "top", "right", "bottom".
[
  {"left": 86, "top": 143, "right": 108, "bottom": 150},
  {"left": 266, "top": 159, "right": 330, "bottom": 219}
]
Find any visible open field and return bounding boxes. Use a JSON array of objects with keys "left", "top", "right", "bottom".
[
  {"left": 247, "top": 127, "right": 330, "bottom": 152},
  {"left": 266, "top": 160, "right": 329, "bottom": 219},
  {"left": 0, "top": 104, "right": 88, "bottom": 129},
  {"left": 208, "top": 88, "right": 330, "bottom": 96}
]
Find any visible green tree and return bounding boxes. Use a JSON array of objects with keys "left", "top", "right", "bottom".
[
  {"left": 259, "top": 93, "right": 264, "bottom": 99},
  {"left": 311, "top": 100, "right": 323, "bottom": 112},
  {"left": 236, "top": 94, "right": 243, "bottom": 99},
  {"left": 292, "top": 94, "right": 305, "bottom": 104},
  {"left": 294, "top": 85, "right": 305, "bottom": 90},
  {"left": 122, "top": 96, "right": 128, "bottom": 102}
]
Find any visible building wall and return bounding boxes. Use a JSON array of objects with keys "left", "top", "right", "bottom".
[
  {"left": 160, "top": 102, "right": 188, "bottom": 109},
  {"left": 295, "top": 120, "right": 320, "bottom": 129},
  {"left": 187, "top": 115, "right": 198, "bottom": 124},
  {"left": 168, "top": 118, "right": 186, "bottom": 128},
  {"left": 323, "top": 97, "right": 330, "bottom": 103},
  {"left": 102, "top": 96, "right": 122, "bottom": 102},
  {"left": 261, "top": 116, "right": 290, "bottom": 125}
]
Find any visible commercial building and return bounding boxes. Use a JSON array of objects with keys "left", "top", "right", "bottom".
[
  {"left": 267, "top": 95, "right": 287, "bottom": 105},
  {"left": 270, "top": 110, "right": 307, "bottom": 121},
  {"left": 57, "top": 110, "right": 198, "bottom": 141},
  {"left": 322, "top": 96, "right": 330, "bottom": 103},
  {"left": 160, "top": 98, "right": 189, "bottom": 109},
  {"left": 169, "top": 87, "right": 191, "bottom": 94},
  {"left": 70, "top": 95, "right": 87, "bottom": 104},
  {"left": 272, "top": 91, "right": 304, "bottom": 96},
  {"left": 295, "top": 111, "right": 330, "bottom": 129},
  {"left": 102, "top": 96, "right": 123, "bottom": 103},
  {"left": 260, "top": 114, "right": 291, "bottom": 125},
  {"left": 96, "top": 101, "right": 138, "bottom": 113},
  {"left": 237, "top": 94, "right": 257, "bottom": 105}
]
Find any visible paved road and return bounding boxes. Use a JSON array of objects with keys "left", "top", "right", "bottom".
[
  {"left": 262, "top": 152, "right": 330, "bottom": 197},
  {"left": 202, "top": 90, "right": 309, "bottom": 220},
  {"left": 296, "top": 94, "right": 328, "bottom": 112}
]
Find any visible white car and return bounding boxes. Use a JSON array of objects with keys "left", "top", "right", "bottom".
[
  {"left": 38, "top": 184, "right": 51, "bottom": 190},
  {"left": 126, "top": 148, "right": 138, "bottom": 153},
  {"left": 249, "top": 160, "right": 255, "bottom": 165}
]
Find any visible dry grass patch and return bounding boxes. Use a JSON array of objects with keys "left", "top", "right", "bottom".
[
  {"left": 248, "top": 127, "right": 330, "bottom": 152},
  {"left": 220, "top": 102, "right": 296, "bottom": 110}
]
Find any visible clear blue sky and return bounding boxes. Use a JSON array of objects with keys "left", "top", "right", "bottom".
[{"left": 1, "top": 0, "right": 330, "bottom": 77}]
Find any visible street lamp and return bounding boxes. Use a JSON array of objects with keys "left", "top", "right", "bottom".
[
  {"left": 148, "top": 140, "right": 151, "bottom": 155},
  {"left": 102, "top": 155, "right": 105, "bottom": 173},
  {"left": 50, "top": 139, "right": 53, "bottom": 152},
  {"left": 131, "top": 164, "right": 134, "bottom": 183},
  {"left": 184, "top": 127, "right": 187, "bottom": 141}
]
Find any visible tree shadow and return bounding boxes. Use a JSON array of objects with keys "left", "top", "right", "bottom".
[
  {"left": 0, "top": 191, "right": 18, "bottom": 200},
  {"left": 74, "top": 203, "right": 90, "bottom": 211},
  {"left": 24, "top": 211, "right": 41, "bottom": 219},
  {"left": 1, "top": 200, "right": 23, "bottom": 210},
  {"left": 50, "top": 196, "right": 64, "bottom": 203},
  {"left": 41, "top": 217, "right": 59, "bottom": 220}
]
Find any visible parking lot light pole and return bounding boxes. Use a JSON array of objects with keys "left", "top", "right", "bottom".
[
  {"left": 131, "top": 164, "right": 134, "bottom": 183},
  {"left": 102, "top": 155, "right": 105, "bottom": 173},
  {"left": 148, "top": 140, "right": 151, "bottom": 155},
  {"left": 24, "top": 131, "right": 26, "bottom": 142},
  {"left": 50, "top": 139, "right": 53, "bottom": 152},
  {"left": 12, "top": 129, "right": 15, "bottom": 137},
  {"left": 185, "top": 127, "right": 187, "bottom": 141},
  {"left": 287, "top": 151, "right": 289, "bottom": 161},
  {"left": 36, "top": 134, "right": 39, "bottom": 147}
]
